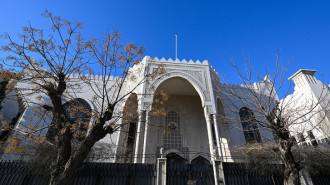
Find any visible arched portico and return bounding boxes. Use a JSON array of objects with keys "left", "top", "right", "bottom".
[
  {"left": 147, "top": 72, "right": 209, "bottom": 109},
  {"left": 130, "top": 68, "right": 222, "bottom": 184},
  {"left": 134, "top": 75, "right": 220, "bottom": 166}
]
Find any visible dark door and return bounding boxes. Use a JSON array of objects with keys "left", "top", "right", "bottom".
[{"left": 166, "top": 153, "right": 214, "bottom": 185}]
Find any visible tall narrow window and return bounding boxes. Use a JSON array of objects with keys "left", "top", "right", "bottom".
[
  {"left": 239, "top": 107, "right": 261, "bottom": 143},
  {"left": 46, "top": 98, "right": 92, "bottom": 143},
  {"left": 164, "top": 111, "right": 182, "bottom": 150},
  {"left": 125, "top": 122, "right": 136, "bottom": 163}
]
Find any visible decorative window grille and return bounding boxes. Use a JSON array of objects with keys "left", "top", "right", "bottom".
[
  {"left": 239, "top": 107, "right": 261, "bottom": 143},
  {"left": 164, "top": 111, "right": 182, "bottom": 150}
]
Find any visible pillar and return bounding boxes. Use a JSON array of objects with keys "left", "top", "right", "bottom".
[
  {"left": 213, "top": 114, "right": 226, "bottom": 185},
  {"left": 213, "top": 114, "right": 223, "bottom": 160},
  {"left": 142, "top": 110, "right": 150, "bottom": 163},
  {"left": 134, "top": 110, "right": 145, "bottom": 163},
  {"left": 205, "top": 113, "right": 219, "bottom": 185}
]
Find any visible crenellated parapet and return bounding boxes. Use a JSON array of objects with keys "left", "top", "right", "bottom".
[
  {"left": 219, "top": 83, "right": 253, "bottom": 89},
  {"left": 66, "top": 56, "right": 216, "bottom": 82},
  {"left": 68, "top": 73, "right": 121, "bottom": 81},
  {"left": 144, "top": 56, "right": 210, "bottom": 66}
]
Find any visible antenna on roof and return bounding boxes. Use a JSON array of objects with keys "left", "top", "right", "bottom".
[{"left": 175, "top": 33, "right": 178, "bottom": 59}]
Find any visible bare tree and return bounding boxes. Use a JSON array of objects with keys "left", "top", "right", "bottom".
[
  {"left": 220, "top": 50, "right": 330, "bottom": 185},
  {"left": 0, "top": 10, "right": 163, "bottom": 185}
]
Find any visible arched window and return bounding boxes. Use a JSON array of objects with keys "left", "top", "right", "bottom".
[
  {"left": 46, "top": 98, "right": 92, "bottom": 143},
  {"left": 239, "top": 107, "right": 261, "bottom": 143},
  {"left": 164, "top": 111, "right": 182, "bottom": 150}
]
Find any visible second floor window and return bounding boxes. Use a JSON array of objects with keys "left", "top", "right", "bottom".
[{"left": 239, "top": 107, "right": 261, "bottom": 143}]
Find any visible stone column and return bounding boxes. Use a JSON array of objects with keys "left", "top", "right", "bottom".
[
  {"left": 142, "top": 110, "right": 150, "bottom": 163},
  {"left": 212, "top": 114, "right": 223, "bottom": 159},
  {"left": 134, "top": 110, "right": 145, "bottom": 163},
  {"left": 213, "top": 114, "right": 226, "bottom": 185},
  {"left": 204, "top": 113, "right": 219, "bottom": 185},
  {"left": 205, "top": 114, "right": 216, "bottom": 158}
]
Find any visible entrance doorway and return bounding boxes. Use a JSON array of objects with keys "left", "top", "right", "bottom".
[{"left": 166, "top": 153, "right": 214, "bottom": 185}]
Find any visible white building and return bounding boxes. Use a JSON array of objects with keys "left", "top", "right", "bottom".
[
  {"left": 281, "top": 69, "right": 330, "bottom": 146},
  {"left": 1, "top": 56, "right": 328, "bottom": 184}
]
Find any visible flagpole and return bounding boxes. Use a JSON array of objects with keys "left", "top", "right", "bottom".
[{"left": 175, "top": 33, "right": 178, "bottom": 59}]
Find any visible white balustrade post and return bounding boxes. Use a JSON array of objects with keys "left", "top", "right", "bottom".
[{"left": 157, "top": 148, "right": 167, "bottom": 185}]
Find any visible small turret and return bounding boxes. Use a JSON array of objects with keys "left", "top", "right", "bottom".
[{"left": 289, "top": 69, "right": 318, "bottom": 89}]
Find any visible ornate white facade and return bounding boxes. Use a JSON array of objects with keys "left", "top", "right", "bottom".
[
  {"left": 1, "top": 56, "right": 329, "bottom": 184},
  {"left": 0, "top": 56, "right": 277, "bottom": 161}
]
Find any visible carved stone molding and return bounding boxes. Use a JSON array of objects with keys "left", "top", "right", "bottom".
[{"left": 148, "top": 66, "right": 211, "bottom": 102}]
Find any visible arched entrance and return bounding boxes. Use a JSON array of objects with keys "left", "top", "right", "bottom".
[
  {"left": 141, "top": 76, "right": 215, "bottom": 184},
  {"left": 134, "top": 75, "right": 220, "bottom": 185},
  {"left": 146, "top": 77, "right": 210, "bottom": 163}
]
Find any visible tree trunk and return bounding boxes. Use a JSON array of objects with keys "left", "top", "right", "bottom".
[
  {"left": 49, "top": 119, "right": 113, "bottom": 185},
  {"left": 47, "top": 76, "right": 114, "bottom": 185},
  {"left": 273, "top": 130, "right": 301, "bottom": 185}
]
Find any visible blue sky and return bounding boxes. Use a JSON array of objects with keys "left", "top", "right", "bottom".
[{"left": 1, "top": 0, "right": 330, "bottom": 87}]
